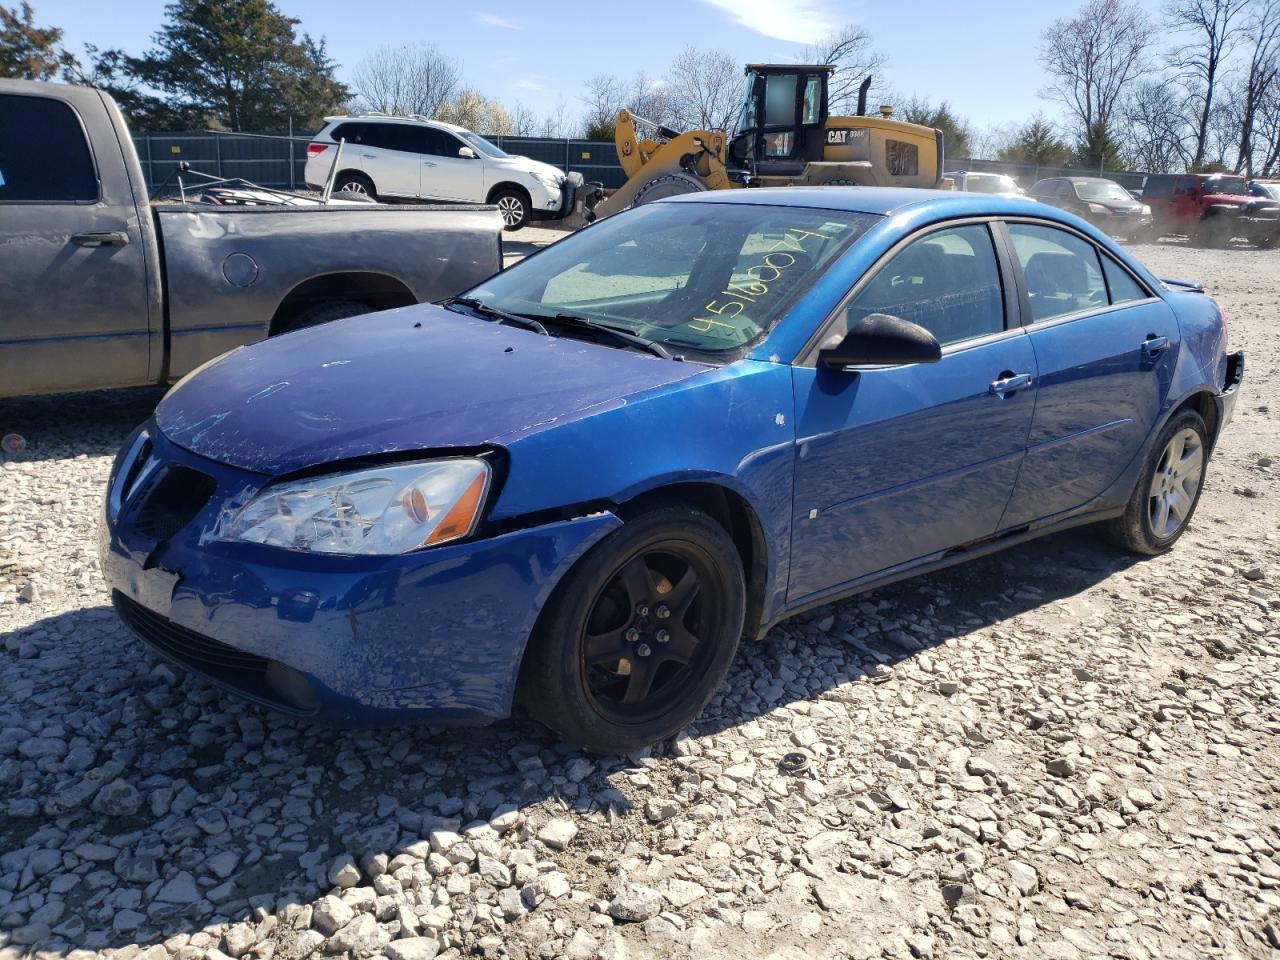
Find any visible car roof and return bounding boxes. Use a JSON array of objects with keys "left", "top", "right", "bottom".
[
  {"left": 660, "top": 186, "right": 1047, "bottom": 217},
  {"left": 321, "top": 115, "right": 469, "bottom": 134}
]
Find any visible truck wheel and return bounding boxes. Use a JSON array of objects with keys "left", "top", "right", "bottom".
[
  {"left": 334, "top": 173, "right": 377, "bottom": 200},
  {"left": 491, "top": 188, "right": 530, "bottom": 230},
  {"left": 521, "top": 504, "right": 746, "bottom": 753},
  {"left": 277, "top": 300, "right": 371, "bottom": 335}
]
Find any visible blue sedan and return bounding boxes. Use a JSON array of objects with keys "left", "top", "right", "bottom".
[{"left": 101, "top": 188, "right": 1244, "bottom": 752}]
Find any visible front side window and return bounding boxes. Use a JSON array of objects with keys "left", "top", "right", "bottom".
[
  {"left": 844, "top": 224, "right": 1005, "bottom": 347},
  {"left": 1007, "top": 223, "right": 1108, "bottom": 322},
  {"left": 467, "top": 203, "right": 876, "bottom": 358},
  {"left": 0, "top": 93, "right": 97, "bottom": 203}
]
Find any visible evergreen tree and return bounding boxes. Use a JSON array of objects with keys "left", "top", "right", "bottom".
[{"left": 0, "top": 2, "right": 75, "bottom": 80}]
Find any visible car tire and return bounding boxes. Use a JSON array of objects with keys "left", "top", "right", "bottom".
[
  {"left": 277, "top": 300, "right": 371, "bottom": 335},
  {"left": 490, "top": 187, "right": 530, "bottom": 230},
  {"left": 521, "top": 504, "right": 746, "bottom": 753},
  {"left": 1104, "top": 409, "right": 1209, "bottom": 555},
  {"left": 334, "top": 172, "right": 377, "bottom": 201}
]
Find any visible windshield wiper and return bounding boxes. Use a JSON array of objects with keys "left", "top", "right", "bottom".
[
  {"left": 518, "top": 311, "right": 679, "bottom": 361},
  {"left": 440, "top": 296, "right": 549, "bottom": 336}
]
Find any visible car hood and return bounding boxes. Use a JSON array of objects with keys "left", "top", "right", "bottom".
[
  {"left": 156, "top": 305, "right": 703, "bottom": 475},
  {"left": 490, "top": 154, "right": 562, "bottom": 180},
  {"left": 1091, "top": 198, "right": 1144, "bottom": 213}
]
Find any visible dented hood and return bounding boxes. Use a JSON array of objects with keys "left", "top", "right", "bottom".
[{"left": 156, "top": 305, "right": 702, "bottom": 475}]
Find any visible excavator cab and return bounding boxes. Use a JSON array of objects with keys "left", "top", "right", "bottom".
[{"left": 728, "top": 65, "right": 833, "bottom": 175}]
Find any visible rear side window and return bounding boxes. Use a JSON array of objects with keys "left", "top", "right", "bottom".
[
  {"left": 0, "top": 93, "right": 97, "bottom": 203},
  {"left": 848, "top": 224, "right": 1005, "bottom": 347},
  {"left": 1143, "top": 176, "right": 1171, "bottom": 199},
  {"left": 1008, "top": 223, "right": 1108, "bottom": 322},
  {"left": 362, "top": 124, "right": 422, "bottom": 153},
  {"left": 1101, "top": 256, "right": 1149, "bottom": 304}
]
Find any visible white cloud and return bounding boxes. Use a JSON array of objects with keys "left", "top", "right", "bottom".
[
  {"left": 476, "top": 12, "right": 521, "bottom": 30},
  {"left": 697, "top": 0, "right": 838, "bottom": 44}
]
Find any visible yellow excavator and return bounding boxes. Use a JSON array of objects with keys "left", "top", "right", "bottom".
[{"left": 586, "top": 65, "right": 945, "bottom": 220}]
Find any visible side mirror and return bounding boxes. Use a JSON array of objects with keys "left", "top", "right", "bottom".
[
  {"left": 818, "top": 313, "right": 942, "bottom": 369},
  {"left": 458, "top": 146, "right": 477, "bottom": 159}
]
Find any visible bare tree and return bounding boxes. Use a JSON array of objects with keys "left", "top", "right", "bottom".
[
  {"left": 539, "top": 95, "right": 573, "bottom": 138},
  {"left": 1118, "top": 78, "right": 1194, "bottom": 171},
  {"left": 801, "top": 24, "right": 889, "bottom": 114},
  {"left": 1165, "top": 0, "right": 1253, "bottom": 168},
  {"left": 581, "top": 72, "right": 625, "bottom": 139},
  {"left": 665, "top": 46, "right": 741, "bottom": 132},
  {"left": 1234, "top": 0, "right": 1280, "bottom": 172},
  {"left": 509, "top": 100, "right": 538, "bottom": 136},
  {"left": 1258, "top": 84, "right": 1280, "bottom": 172},
  {"left": 1040, "top": 0, "right": 1153, "bottom": 150},
  {"left": 351, "top": 44, "right": 461, "bottom": 117}
]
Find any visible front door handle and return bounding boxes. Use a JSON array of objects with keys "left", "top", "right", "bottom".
[
  {"left": 422, "top": 160, "right": 437, "bottom": 167},
  {"left": 71, "top": 231, "right": 129, "bottom": 247},
  {"left": 989, "top": 372, "right": 1033, "bottom": 399},
  {"left": 360, "top": 153, "right": 376, "bottom": 159},
  {"left": 1142, "top": 335, "right": 1170, "bottom": 357}
]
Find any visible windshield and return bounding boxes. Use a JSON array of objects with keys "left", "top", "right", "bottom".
[
  {"left": 1204, "top": 176, "right": 1248, "bottom": 196},
  {"left": 458, "top": 130, "right": 509, "bottom": 159},
  {"left": 1255, "top": 182, "right": 1280, "bottom": 200},
  {"left": 465, "top": 202, "right": 876, "bottom": 358},
  {"left": 1074, "top": 180, "right": 1132, "bottom": 202},
  {"left": 965, "top": 175, "right": 1019, "bottom": 194}
]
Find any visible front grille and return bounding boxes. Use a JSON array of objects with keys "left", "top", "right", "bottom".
[
  {"left": 133, "top": 466, "right": 217, "bottom": 541},
  {"left": 113, "top": 592, "right": 316, "bottom": 713}
]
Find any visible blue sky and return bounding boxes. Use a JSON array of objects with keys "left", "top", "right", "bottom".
[{"left": 37, "top": 0, "right": 1166, "bottom": 130}]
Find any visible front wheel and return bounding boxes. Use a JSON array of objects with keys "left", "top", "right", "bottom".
[
  {"left": 1104, "top": 409, "right": 1209, "bottom": 555},
  {"left": 522, "top": 504, "right": 746, "bottom": 753},
  {"left": 491, "top": 188, "right": 530, "bottom": 230}
]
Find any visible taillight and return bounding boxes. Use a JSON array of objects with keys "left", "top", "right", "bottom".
[{"left": 306, "top": 143, "right": 328, "bottom": 158}]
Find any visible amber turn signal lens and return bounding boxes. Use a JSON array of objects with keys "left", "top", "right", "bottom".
[{"left": 424, "top": 470, "right": 487, "bottom": 545}]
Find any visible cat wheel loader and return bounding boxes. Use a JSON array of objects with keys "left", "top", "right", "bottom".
[{"left": 585, "top": 65, "right": 944, "bottom": 221}]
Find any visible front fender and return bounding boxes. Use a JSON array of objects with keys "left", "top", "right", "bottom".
[{"left": 490, "top": 359, "right": 797, "bottom": 626}]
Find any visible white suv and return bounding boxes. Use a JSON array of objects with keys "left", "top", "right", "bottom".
[{"left": 304, "top": 115, "right": 582, "bottom": 230}]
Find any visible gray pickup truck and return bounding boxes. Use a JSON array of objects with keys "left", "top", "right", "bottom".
[{"left": 0, "top": 79, "right": 503, "bottom": 398}]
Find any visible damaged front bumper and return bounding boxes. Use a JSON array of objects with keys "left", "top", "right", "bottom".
[
  {"left": 1215, "top": 351, "right": 1244, "bottom": 436},
  {"left": 99, "top": 424, "right": 620, "bottom": 725}
]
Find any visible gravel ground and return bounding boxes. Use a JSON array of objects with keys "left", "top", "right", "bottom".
[{"left": 0, "top": 241, "right": 1277, "bottom": 960}]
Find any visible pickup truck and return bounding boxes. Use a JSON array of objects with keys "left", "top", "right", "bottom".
[{"left": 0, "top": 79, "right": 504, "bottom": 398}]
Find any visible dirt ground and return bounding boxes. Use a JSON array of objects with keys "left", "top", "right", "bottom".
[{"left": 0, "top": 239, "right": 1277, "bottom": 960}]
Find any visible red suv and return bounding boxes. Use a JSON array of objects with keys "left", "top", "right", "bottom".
[{"left": 1141, "top": 173, "right": 1252, "bottom": 245}]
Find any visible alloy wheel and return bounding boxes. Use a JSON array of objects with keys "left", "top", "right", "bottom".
[
  {"left": 496, "top": 195, "right": 525, "bottom": 227},
  {"left": 1148, "top": 427, "right": 1204, "bottom": 539},
  {"left": 581, "top": 541, "right": 723, "bottom": 724},
  {"left": 340, "top": 181, "right": 368, "bottom": 196}
]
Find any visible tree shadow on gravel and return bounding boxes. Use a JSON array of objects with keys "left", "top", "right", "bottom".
[{"left": 0, "top": 388, "right": 167, "bottom": 463}]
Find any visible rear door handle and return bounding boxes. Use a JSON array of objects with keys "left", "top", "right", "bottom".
[
  {"left": 989, "top": 372, "right": 1033, "bottom": 399},
  {"left": 1142, "top": 335, "right": 1170, "bottom": 357},
  {"left": 71, "top": 231, "right": 129, "bottom": 247},
  {"left": 360, "top": 153, "right": 376, "bottom": 159},
  {"left": 422, "top": 161, "right": 436, "bottom": 167}
]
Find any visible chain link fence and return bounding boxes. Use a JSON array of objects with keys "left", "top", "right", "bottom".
[{"left": 131, "top": 130, "right": 1150, "bottom": 195}]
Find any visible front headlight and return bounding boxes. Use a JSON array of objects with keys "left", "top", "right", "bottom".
[
  {"left": 1141, "top": 204, "right": 1152, "bottom": 216},
  {"left": 533, "top": 171, "right": 564, "bottom": 190},
  {"left": 1087, "top": 202, "right": 1108, "bottom": 214},
  {"left": 220, "top": 459, "right": 490, "bottom": 555}
]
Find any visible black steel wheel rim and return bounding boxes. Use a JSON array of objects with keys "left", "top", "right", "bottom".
[{"left": 580, "top": 539, "right": 725, "bottom": 725}]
